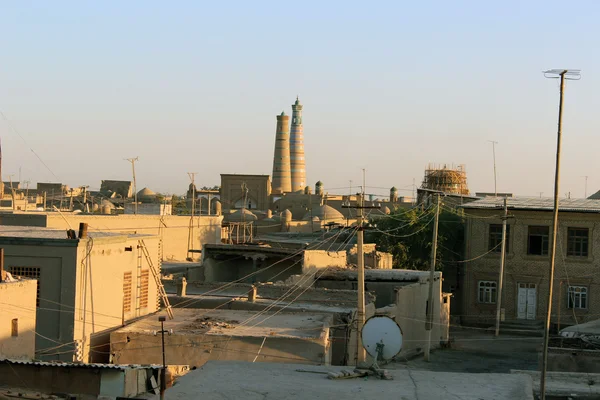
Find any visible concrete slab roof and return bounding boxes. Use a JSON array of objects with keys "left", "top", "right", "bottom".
[
  {"left": 317, "top": 268, "right": 440, "bottom": 282},
  {"left": 0, "top": 226, "right": 155, "bottom": 243},
  {"left": 166, "top": 361, "right": 534, "bottom": 400},
  {"left": 115, "top": 309, "right": 331, "bottom": 340},
  {"left": 461, "top": 196, "right": 600, "bottom": 213}
]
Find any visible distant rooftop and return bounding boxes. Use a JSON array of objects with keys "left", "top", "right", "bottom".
[
  {"left": 462, "top": 196, "right": 600, "bottom": 213},
  {"left": 116, "top": 308, "right": 330, "bottom": 340},
  {"left": 0, "top": 226, "right": 154, "bottom": 241}
]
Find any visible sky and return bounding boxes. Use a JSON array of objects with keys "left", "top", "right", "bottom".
[{"left": 0, "top": 1, "right": 599, "bottom": 198}]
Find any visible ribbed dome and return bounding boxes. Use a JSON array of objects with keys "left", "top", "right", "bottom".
[
  {"left": 303, "top": 205, "right": 344, "bottom": 221},
  {"left": 225, "top": 208, "right": 258, "bottom": 222},
  {"left": 137, "top": 187, "right": 156, "bottom": 199}
]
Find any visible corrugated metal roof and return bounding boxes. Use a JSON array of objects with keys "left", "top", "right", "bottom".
[
  {"left": 461, "top": 197, "right": 600, "bottom": 213},
  {"left": 0, "top": 359, "right": 161, "bottom": 370}
]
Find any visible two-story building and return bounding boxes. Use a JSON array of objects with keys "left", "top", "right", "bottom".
[{"left": 461, "top": 197, "right": 600, "bottom": 328}]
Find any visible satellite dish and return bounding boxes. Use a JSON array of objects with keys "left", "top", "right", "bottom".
[{"left": 361, "top": 316, "right": 403, "bottom": 361}]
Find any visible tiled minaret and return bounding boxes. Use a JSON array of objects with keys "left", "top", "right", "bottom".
[
  {"left": 271, "top": 111, "right": 292, "bottom": 194},
  {"left": 290, "top": 96, "right": 306, "bottom": 193}
]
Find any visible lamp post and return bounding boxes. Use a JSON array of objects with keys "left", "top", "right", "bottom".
[{"left": 155, "top": 316, "right": 172, "bottom": 400}]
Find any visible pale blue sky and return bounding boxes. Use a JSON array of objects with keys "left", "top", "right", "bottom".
[{"left": 0, "top": 1, "right": 598, "bottom": 198}]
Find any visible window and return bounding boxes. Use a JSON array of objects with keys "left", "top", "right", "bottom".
[
  {"left": 489, "top": 224, "right": 510, "bottom": 253},
  {"left": 123, "top": 272, "right": 132, "bottom": 313},
  {"left": 11, "top": 319, "right": 18, "bottom": 337},
  {"left": 528, "top": 226, "right": 549, "bottom": 256},
  {"left": 9, "top": 267, "right": 41, "bottom": 306},
  {"left": 567, "top": 228, "right": 589, "bottom": 257},
  {"left": 478, "top": 281, "right": 497, "bottom": 304},
  {"left": 568, "top": 286, "right": 587, "bottom": 309},
  {"left": 139, "top": 269, "right": 149, "bottom": 308}
]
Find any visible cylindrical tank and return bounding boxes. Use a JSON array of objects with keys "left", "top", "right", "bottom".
[{"left": 101, "top": 205, "right": 112, "bottom": 215}]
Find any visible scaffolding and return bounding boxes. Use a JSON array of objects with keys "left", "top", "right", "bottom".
[{"left": 421, "top": 164, "right": 470, "bottom": 195}]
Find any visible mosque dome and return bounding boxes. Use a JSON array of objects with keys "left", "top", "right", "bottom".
[
  {"left": 303, "top": 205, "right": 344, "bottom": 221},
  {"left": 225, "top": 208, "right": 258, "bottom": 222},
  {"left": 137, "top": 187, "right": 157, "bottom": 202}
]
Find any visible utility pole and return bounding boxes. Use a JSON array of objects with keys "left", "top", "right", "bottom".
[
  {"left": 540, "top": 68, "right": 581, "bottom": 400},
  {"left": 125, "top": 157, "right": 139, "bottom": 215},
  {"left": 8, "top": 175, "right": 15, "bottom": 211},
  {"left": 488, "top": 140, "right": 498, "bottom": 197},
  {"left": 582, "top": 176, "right": 589, "bottom": 198},
  {"left": 424, "top": 193, "right": 440, "bottom": 361},
  {"left": 495, "top": 197, "right": 508, "bottom": 336},
  {"left": 186, "top": 173, "right": 197, "bottom": 261},
  {"left": 342, "top": 191, "right": 379, "bottom": 366},
  {"left": 155, "top": 316, "right": 172, "bottom": 400},
  {"left": 69, "top": 188, "right": 74, "bottom": 211},
  {"left": 23, "top": 180, "right": 30, "bottom": 212},
  {"left": 356, "top": 192, "right": 365, "bottom": 364}
]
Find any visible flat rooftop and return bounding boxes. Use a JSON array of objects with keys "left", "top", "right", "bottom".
[
  {"left": 317, "top": 268, "right": 440, "bottom": 282},
  {"left": 462, "top": 196, "right": 600, "bottom": 213},
  {"left": 0, "top": 226, "right": 155, "bottom": 241},
  {"left": 116, "top": 309, "right": 331, "bottom": 340},
  {"left": 166, "top": 361, "right": 534, "bottom": 400}
]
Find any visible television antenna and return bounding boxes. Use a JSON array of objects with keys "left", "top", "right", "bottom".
[{"left": 362, "top": 316, "right": 403, "bottom": 371}]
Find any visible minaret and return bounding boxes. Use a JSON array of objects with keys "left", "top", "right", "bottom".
[
  {"left": 271, "top": 111, "right": 292, "bottom": 194},
  {"left": 290, "top": 96, "right": 306, "bottom": 192}
]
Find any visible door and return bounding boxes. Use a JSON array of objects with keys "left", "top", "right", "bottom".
[{"left": 517, "top": 283, "right": 537, "bottom": 320}]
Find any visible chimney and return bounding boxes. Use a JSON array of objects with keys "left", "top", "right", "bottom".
[
  {"left": 78, "top": 223, "right": 88, "bottom": 239},
  {"left": 0, "top": 248, "right": 6, "bottom": 281}
]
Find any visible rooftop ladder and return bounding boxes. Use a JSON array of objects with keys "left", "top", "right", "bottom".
[{"left": 138, "top": 239, "right": 174, "bottom": 319}]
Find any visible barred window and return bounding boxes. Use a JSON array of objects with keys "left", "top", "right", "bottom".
[
  {"left": 9, "top": 267, "right": 41, "bottom": 307},
  {"left": 139, "top": 269, "right": 149, "bottom": 308},
  {"left": 123, "top": 272, "right": 132, "bottom": 313},
  {"left": 489, "top": 224, "right": 510, "bottom": 253},
  {"left": 567, "top": 286, "right": 587, "bottom": 309},
  {"left": 567, "top": 228, "right": 589, "bottom": 257},
  {"left": 478, "top": 281, "right": 497, "bottom": 304}
]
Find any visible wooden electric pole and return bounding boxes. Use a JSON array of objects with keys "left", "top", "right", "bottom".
[
  {"left": 125, "top": 157, "right": 139, "bottom": 214},
  {"left": 540, "top": 68, "right": 580, "bottom": 400},
  {"left": 495, "top": 197, "right": 508, "bottom": 336},
  {"left": 342, "top": 191, "right": 379, "bottom": 365},
  {"left": 424, "top": 193, "right": 440, "bottom": 361}
]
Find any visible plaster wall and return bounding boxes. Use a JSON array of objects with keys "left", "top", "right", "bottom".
[
  {"left": 0, "top": 280, "right": 37, "bottom": 359},
  {"left": 0, "top": 213, "right": 223, "bottom": 261},
  {"left": 73, "top": 236, "right": 161, "bottom": 363},
  {"left": 112, "top": 330, "right": 331, "bottom": 368}
]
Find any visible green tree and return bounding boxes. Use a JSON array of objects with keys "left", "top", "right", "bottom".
[{"left": 366, "top": 206, "right": 464, "bottom": 270}]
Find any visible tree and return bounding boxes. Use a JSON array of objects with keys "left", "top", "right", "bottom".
[{"left": 366, "top": 206, "right": 464, "bottom": 270}]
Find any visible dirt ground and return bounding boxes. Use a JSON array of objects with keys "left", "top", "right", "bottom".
[{"left": 390, "top": 327, "right": 543, "bottom": 373}]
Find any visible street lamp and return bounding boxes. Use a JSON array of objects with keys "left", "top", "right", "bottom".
[{"left": 154, "top": 316, "right": 172, "bottom": 400}]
